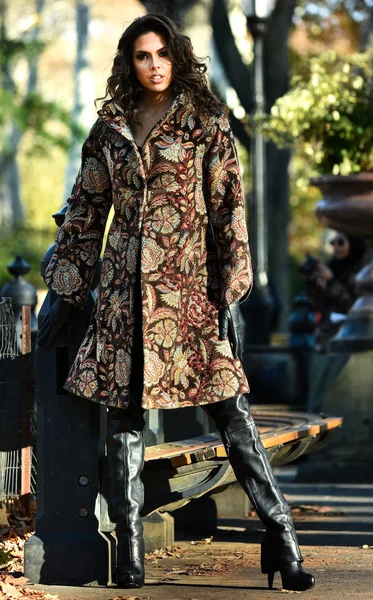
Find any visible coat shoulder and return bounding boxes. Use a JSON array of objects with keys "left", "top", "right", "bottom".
[
  {"left": 198, "top": 112, "right": 232, "bottom": 143},
  {"left": 87, "top": 118, "right": 112, "bottom": 145},
  {"left": 82, "top": 118, "right": 120, "bottom": 161}
]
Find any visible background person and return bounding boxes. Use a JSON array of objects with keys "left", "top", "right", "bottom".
[{"left": 301, "top": 232, "right": 366, "bottom": 344}]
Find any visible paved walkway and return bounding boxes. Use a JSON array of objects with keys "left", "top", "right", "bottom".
[{"left": 29, "top": 470, "right": 373, "bottom": 599}]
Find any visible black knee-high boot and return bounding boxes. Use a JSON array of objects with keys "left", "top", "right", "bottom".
[
  {"left": 203, "top": 394, "right": 315, "bottom": 591},
  {"left": 107, "top": 405, "right": 145, "bottom": 588}
]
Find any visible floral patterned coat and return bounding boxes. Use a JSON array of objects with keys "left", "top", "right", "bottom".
[{"left": 44, "top": 94, "right": 253, "bottom": 410}]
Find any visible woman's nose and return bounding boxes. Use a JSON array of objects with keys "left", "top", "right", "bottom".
[{"left": 150, "top": 55, "right": 160, "bottom": 69}]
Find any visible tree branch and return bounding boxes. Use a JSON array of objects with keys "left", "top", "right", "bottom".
[
  {"left": 211, "top": 0, "right": 253, "bottom": 113},
  {"left": 361, "top": 5, "right": 373, "bottom": 49},
  {"left": 27, "top": 0, "right": 46, "bottom": 94},
  {"left": 230, "top": 112, "right": 251, "bottom": 150},
  {"left": 264, "top": 0, "right": 296, "bottom": 110}
]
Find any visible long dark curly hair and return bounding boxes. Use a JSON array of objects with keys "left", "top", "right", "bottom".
[{"left": 97, "top": 13, "right": 227, "bottom": 122}]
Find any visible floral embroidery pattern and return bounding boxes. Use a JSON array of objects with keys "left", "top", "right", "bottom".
[
  {"left": 82, "top": 157, "right": 110, "bottom": 194},
  {"left": 44, "top": 96, "right": 253, "bottom": 410},
  {"left": 78, "top": 363, "right": 98, "bottom": 398},
  {"left": 231, "top": 206, "right": 249, "bottom": 242},
  {"left": 152, "top": 206, "right": 181, "bottom": 234},
  {"left": 50, "top": 259, "right": 82, "bottom": 297},
  {"left": 144, "top": 349, "right": 166, "bottom": 386},
  {"left": 141, "top": 238, "right": 165, "bottom": 273},
  {"left": 114, "top": 349, "right": 131, "bottom": 386}
]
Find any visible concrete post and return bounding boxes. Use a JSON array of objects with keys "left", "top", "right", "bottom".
[{"left": 24, "top": 291, "right": 109, "bottom": 585}]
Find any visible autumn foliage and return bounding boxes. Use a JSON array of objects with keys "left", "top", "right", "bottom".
[{"left": 0, "top": 499, "right": 58, "bottom": 600}]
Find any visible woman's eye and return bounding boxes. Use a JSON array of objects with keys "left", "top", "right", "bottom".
[
  {"left": 159, "top": 50, "right": 169, "bottom": 57},
  {"left": 136, "top": 53, "right": 146, "bottom": 60}
]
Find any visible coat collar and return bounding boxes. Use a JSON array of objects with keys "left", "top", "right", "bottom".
[{"left": 97, "top": 93, "right": 188, "bottom": 145}]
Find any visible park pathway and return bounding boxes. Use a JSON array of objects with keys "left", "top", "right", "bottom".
[{"left": 30, "top": 468, "right": 373, "bottom": 600}]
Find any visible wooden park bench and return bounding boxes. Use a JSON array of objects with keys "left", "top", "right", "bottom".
[{"left": 141, "top": 409, "right": 342, "bottom": 515}]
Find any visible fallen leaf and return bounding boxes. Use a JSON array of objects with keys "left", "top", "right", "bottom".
[
  {"left": 19, "top": 592, "right": 59, "bottom": 600},
  {"left": 290, "top": 504, "right": 345, "bottom": 517},
  {"left": 0, "top": 580, "right": 22, "bottom": 598},
  {"left": 190, "top": 536, "right": 213, "bottom": 545},
  {"left": 4, "top": 575, "right": 29, "bottom": 586},
  {"left": 0, "top": 505, "right": 9, "bottom": 527},
  {"left": 113, "top": 596, "right": 151, "bottom": 600},
  {"left": 145, "top": 545, "right": 185, "bottom": 560}
]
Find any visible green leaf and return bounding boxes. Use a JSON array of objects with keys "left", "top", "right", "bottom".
[
  {"left": 256, "top": 48, "right": 373, "bottom": 174},
  {"left": 0, "top": 547, "right": 13, "bottom": 565}
]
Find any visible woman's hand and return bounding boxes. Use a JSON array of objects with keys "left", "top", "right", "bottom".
[
  {"left": 37, "top": 297, "right": 71, "bottom": 348},
  {"left": 218, "top": 303, "right": 242, "bottom": 359},
  {"left": 313, "top": 262, "right": 333, "bottom": 288}
]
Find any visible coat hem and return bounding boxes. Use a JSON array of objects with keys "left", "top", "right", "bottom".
[{"left": 63, "top": 382, "right": 250, "bottom": 410}]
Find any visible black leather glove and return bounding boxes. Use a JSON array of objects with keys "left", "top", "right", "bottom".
[
  {"left": 218, "top": 303, "right": 242, "bottom": 360},
  {"left": 37, "top": 297, "right": 71, "bottom": 348}
]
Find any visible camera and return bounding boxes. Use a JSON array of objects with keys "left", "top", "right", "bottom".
[{"left": 298, "top": 254, "right": 319, "bottom": 276}]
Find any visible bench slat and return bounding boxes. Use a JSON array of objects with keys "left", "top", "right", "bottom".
[{"left": 144, "top": 412, "right": 342, "bottom": 465}]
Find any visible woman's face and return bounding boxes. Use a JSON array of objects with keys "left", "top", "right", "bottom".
[
  {"left": 132, "top": 31, "right": 172, "bottom": 95},
  {"left": 330, "top": 233, "right": 350, "bottom": 259}
]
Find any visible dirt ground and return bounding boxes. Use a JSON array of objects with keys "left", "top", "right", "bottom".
[
  {"left": 4, "top": 472, "right": 373, "bottom": 600},
  {"left": 27, "top": 540, "right": 373, "bottom": 600}
]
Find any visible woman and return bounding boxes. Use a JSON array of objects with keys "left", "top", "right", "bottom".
[
  {"left": 309, "top": 232, "right": 365, "bottom": 312},
  {"left": 37, "top": 13, "right": 314, "bottom": 592},
  {"left": 305, "top": 233, "right": 366, "bottom": 342}
]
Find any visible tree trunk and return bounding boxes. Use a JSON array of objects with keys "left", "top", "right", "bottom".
[
  {"left": 264, "top": 0, "right": 296, "bottom": 330},
  {"left": 211, "top": 0, "right": 253, "bottom": 115},
  {"left": 0, "top": 121, "right": 24, "bottom": 227},
  {"left": 0, "top": 147, "right": 23, "bottom": 225},
  {"left": 64, "top": 0, "right": 94, "bottom": 199},
  {"left": 27, "top": 0, "right": 46, "bottom": 93},
  {"left": 0, "top": 0, "right": 46, "bottom": 227},
  {"left": 211, "top": 0, "right": 295, "bottom": 330},
  {"left": 361, "top": 5, "right": 373, "bottom": 48}
]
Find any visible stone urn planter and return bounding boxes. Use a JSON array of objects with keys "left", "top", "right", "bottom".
[{"left": 312, "top": 172, "right": 373, "bottom": 352}]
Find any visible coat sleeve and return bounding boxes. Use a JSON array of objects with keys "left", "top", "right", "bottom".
[
  {"left": 44, "top": 121, "right": 112, "bottom": 309},
  {"left": 204, "top": 114, "right": 253, "bottom": 308}
]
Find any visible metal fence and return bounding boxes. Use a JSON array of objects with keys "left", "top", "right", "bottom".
[
  {"left": 0, "top": 297, "right": 18, "bottom": 360},
  {"left": 0, "top": 299, "right": 36, "bottom": 505}
]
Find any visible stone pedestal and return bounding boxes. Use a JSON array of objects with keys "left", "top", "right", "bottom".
[
  {"left": 143, "top": 511, "right": 174, "bottom": 553},
  {"left": 171, "top": 482, "right": 249, "bottom": 538},
  {"left": 209, "top": 482, "right": 250, "bottom": 519},
  {"left": 298, "top": 351, "right": 373, "bottom": 482}
]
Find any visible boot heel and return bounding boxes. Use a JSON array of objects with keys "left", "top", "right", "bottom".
[{"left": 267, "top": 571, "right": 274, "bottom": 590}]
